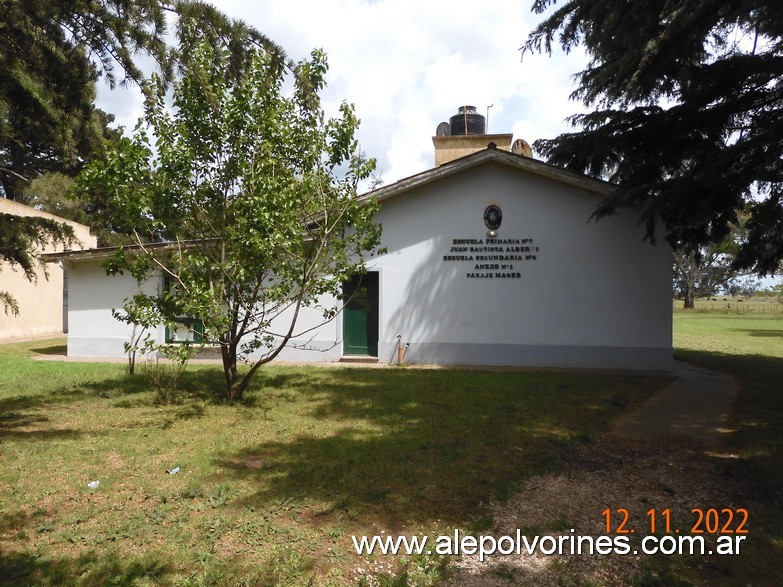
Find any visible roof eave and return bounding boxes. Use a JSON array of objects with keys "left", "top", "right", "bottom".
[
  {"left": 361, "top": 148, "right": 615, "bottom": 205},
  {"left": 40, "top": 239, "right": 212, "bottom": 263}
]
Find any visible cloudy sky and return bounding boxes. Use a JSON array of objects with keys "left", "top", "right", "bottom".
[{"left": 96, "top": 0, "right": 589, "bottom": 185}]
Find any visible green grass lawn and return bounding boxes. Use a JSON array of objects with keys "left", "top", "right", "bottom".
[
  {"left": 3, "top": 314, "right": 781, "bottom": 587},
  {"left": 673, "top": 311, "right": 783, "bottom": 586},
  {"left": 0, "top": 340, "right": 665, "bottom": 586}
]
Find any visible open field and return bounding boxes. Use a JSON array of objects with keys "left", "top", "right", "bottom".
[
  {"left": 0, "top": 340, "right": 664, "bottom": 586},
  {"left": 673, "top": 296, "right": 783, "bottom": 314}
]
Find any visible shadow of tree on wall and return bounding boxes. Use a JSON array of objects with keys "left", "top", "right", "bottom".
[
  {"left": 371, "top": 174, "right": 519, "bottom": 363},
  {"left": 385, "top": 235, "right": 466, "bottom": 363},
  {"left": 383, "top": 231, "right": 542, "bottom": 365},
  {"left": 215, "top": 368, "right": 664, "bottom": 528}
]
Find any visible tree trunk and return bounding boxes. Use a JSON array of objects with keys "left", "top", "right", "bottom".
[
  {"left": 683, "top": 254, "right": 697, "bottom": 309},
  {"left": 221, "top": 341, "right": 241, "bottom": 401},
  {"left": 221, "top": 339, "right": 266, "bottom": 401},
  {"left": 233, "top": 359, "right": 266, "bottom": 400},
  {"left": 684, "top": 283, "right": 695, "bottom": 309}
]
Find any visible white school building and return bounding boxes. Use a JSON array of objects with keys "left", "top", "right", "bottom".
[{"left": 46, "top": 109, "right": 673, "bottom": 371}]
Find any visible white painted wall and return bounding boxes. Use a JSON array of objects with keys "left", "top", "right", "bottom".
[
  {"left": 257, "top": 297, "right": 342, "bottom": 362},
  {"left": 66, "top": 260, "right": 164, "bottom": 357},
  {"left": 369, "top": 162, "right": 672, "bottom": 369},
  {"left": 65, "top": 159, "right": 672, "bottom": 370},
  {"left": 0, "top": 198, "right": 97, "bottom": 339},
  {"left": 65, "top": 258, "right": 344, "bottom": 362}
]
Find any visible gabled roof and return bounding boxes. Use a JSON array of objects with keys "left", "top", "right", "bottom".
[
  {"left": 360, "top": 145, "right": 615, "bottom": 204},
  {"left": 43, "top": 147, "right": 614, "bottom": 264}
]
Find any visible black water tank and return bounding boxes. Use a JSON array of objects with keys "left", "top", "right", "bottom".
[{"left": 449, "top": 106, "right": 485, "bottom": 135}]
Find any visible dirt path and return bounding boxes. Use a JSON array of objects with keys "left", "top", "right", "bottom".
[
  {"left": 612, "top": 361, "right": 739, "bottom": 447},
  {"left": 444, "top": 362, "right": 743, "bottom": 586}
]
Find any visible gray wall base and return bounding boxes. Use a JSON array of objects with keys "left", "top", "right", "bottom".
[{"left": 379, "top": 341, "right": 673, "bottom": 372}]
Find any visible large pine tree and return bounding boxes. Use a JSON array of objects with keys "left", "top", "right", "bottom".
[
  {"left": 523, "top": 0, "right": 783, "bottom": 274},
  {"left": 0, "top": 0, "right": 289, "bottom": 315},
  {"left": 1, "top": 0, "right": 288, "bottom": 201}
]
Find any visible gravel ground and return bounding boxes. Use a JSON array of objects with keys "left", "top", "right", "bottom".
[
  {"left": 443, "top": 363, "right": 746, "bottom": 586},
  {"left": 443, "top": 439, "right": 748, "bottom": 586}
]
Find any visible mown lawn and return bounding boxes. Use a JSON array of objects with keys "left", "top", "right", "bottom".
[
  {"left": 673, "top": 311, "right": 783, "bottom": 586},
  {"left": 0, "top": 340, "right": 664, "bottom": 586}
]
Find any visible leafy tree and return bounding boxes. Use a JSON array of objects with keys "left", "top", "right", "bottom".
[
  {"left": 1, "top": 0, "right": 289, "bottom": 199},
  {"left": 0, "top": 213, "right": 73, "bottom": 315},
  {"left": 74, "top": 40, "right": 382, "bottom": 400},
  {"left": 673, "top": 216, "right": 754, "bottom": 307},
  {"left": 1, "top": 1, "right": 291, "bottom": 313},
  {"left": 726, "top": 276, "right": 760, "bottom": 298},
  {"left": 522, "top": 0, "right": 783, "bottom": 274},
  {"left": 21, "top": 169, "right": 137, "bottom": 247},
  {"left": 673, "top": 245, "right": 738, "bottom": 309},
  {"left": 19, "top": 174, "right": 80, "bottom": 218}
]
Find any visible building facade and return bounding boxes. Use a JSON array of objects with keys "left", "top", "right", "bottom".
[
  {"left": 0, "top": 198, "right": 97, "bottom": 339},
  {"left": 48, "top": 139, "right": 672, "bottom": 371}
]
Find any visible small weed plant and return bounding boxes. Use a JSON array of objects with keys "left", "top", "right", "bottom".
[{"left": 142, "top": 344, "right": 196, "bottom": 404}]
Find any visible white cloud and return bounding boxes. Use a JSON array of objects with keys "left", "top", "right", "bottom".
[{"left": 95, "top": 0, "right": 590, "bottom": 183}]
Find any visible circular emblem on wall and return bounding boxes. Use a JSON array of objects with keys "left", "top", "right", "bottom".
[{"left": 484, "top": 204, "right": 502, "bottom": 230}]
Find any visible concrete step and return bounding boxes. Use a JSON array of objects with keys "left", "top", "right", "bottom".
[{"left": 339, "top": 355, "right": 380, "bottom": 364}]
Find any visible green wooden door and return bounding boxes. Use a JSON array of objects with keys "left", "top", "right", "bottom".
[{"left": 342, "top": 273, "right": 379, "bottom": 356}]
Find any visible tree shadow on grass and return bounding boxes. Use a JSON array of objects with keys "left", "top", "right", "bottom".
[
  {"left": 29, "top": 343, "right": 67, "bottom": 356},
  {"left": 177, "top": 366, "right": 235, "bottom": 403},
  {"left": 0, "top": 550, "right": 173, "bottom": 587},
  {"left": 31, "top": 362, "right": 322, "bottom": 408},
  {"left": 729, "top": 328, "right": 783, "bottom": 338},
  {"left": 4, "top": 366, "right": 289, "bottom": 434},
  {"left": 66, "top": 373, "right": 151, "bottom": 399},
  {"left": 172, "top": 365, "right": 321, "bottom": 406},
  {"left": 0, "top": 395, "right": 84, "bottom": 441},
  {"left": 0, "top": 366, "right": 164, "bottom": 439},
  {"left": 676, "top": 349, "right": 783, "bottom": 487},
  {"left": 0, "top": 507, "right": 48, "bottom": 537},
  {"left": 75, "top": 365, "right": 237, "bottom": 405},
  {"left": 216, "top": 368, "right": 664, "bottom": 528},
  {"left": 0, "top": 427, "right": 83, "bottom": 441},
  {"left": 670, "top": 350, "right": 783, "bottom": 583}
]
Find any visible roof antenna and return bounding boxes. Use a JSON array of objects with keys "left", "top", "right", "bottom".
[{"left": 486, "top": 104, "right": 494, "bottom": 134}]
